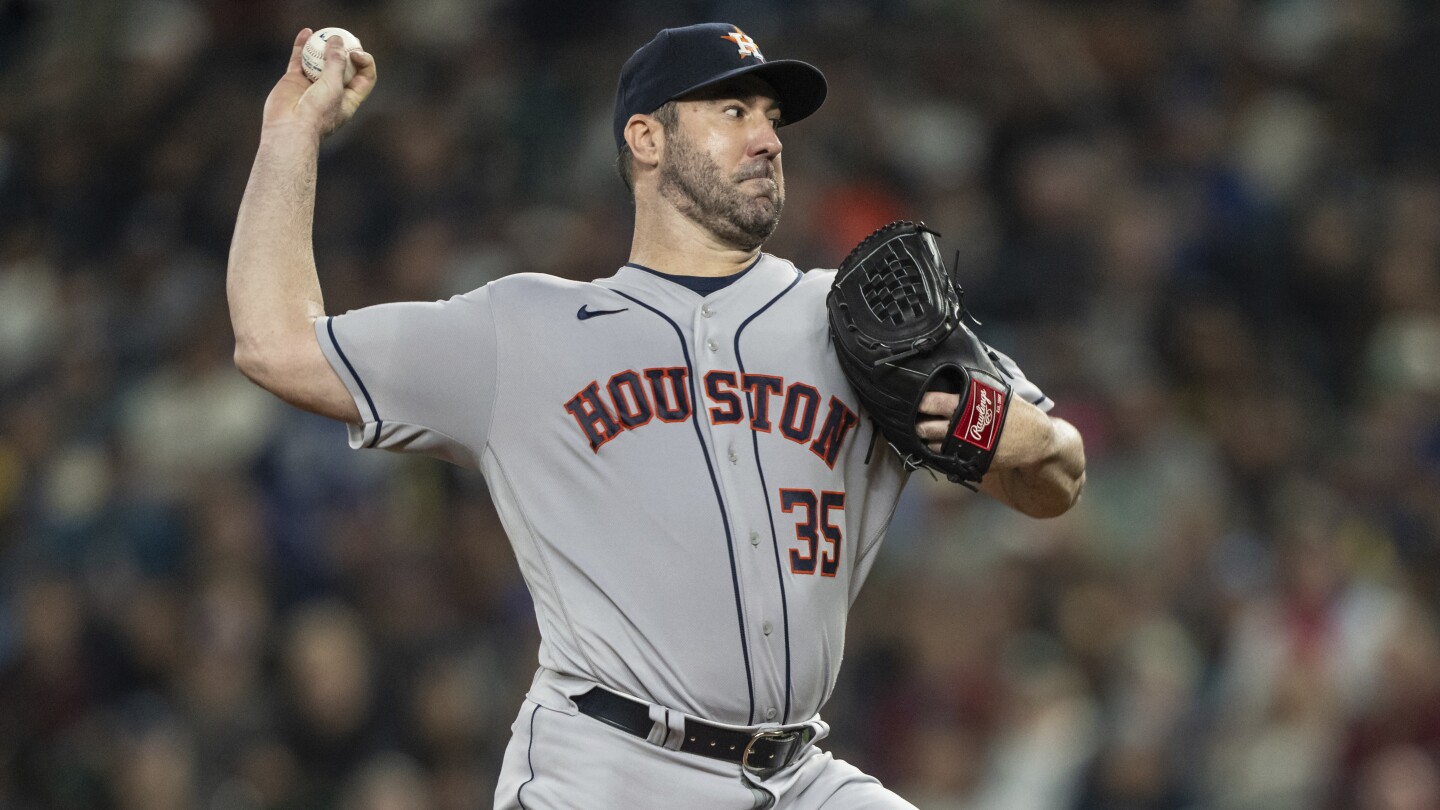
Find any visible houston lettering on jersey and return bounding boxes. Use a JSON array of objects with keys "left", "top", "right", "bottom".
[{"left": 564, "top": 367, "right": 860, "bottom": 467}]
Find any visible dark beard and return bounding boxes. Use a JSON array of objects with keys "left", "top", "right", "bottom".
[{"left": 658, "top": 129, "right": 783, "bottom": 251}]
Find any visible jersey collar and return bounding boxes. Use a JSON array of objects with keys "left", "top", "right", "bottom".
[
  {"left": 600, "top": 253, "right": 801, "bottom": 313},
  {"left": 622, "top": 254, "right": 760, "bottom": 297}
]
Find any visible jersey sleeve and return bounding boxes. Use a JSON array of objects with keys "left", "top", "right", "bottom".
[
  {"left": 315, "top": 286, "right": 499, "bottom": 468},
  {"left": 986, "top": 344, "right": 1053, "bottom": 413}
]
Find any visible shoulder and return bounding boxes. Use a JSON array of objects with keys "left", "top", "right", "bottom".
[
  {"left": 795, "top": 265, "right": 838, "bottom": 302},
  {"left": 799, "top": 266, "right": 837, "bottom": 284},
  {"left": 485, "top": 272, "right": 617, "bottom": 309},
  {"left": 755, "top": 253, "right": 835, "bottom": 291},
  {"left": 488, "top": 272, "right": 596, "bottom": 296}
]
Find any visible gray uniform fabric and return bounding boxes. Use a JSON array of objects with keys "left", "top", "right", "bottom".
[{"left": 315, "top": 254, "right": 1050, "bottom": 805}]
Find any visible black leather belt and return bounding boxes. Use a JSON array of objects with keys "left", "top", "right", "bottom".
[{"left": 573, "top": 687, "right": 813, "bottom": 779}]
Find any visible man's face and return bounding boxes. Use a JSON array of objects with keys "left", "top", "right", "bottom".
[{"left": 658, "top": 77, "right": 785, "bottom": 251}]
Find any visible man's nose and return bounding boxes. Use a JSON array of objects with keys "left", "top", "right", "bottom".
[{"left": 748, "top": 120, "right": 782, "bottom": 159}]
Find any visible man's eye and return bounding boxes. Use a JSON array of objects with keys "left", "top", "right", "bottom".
[
  {"left": 769, "top": 117, "right": 782, "bottom": 129},
  {"left": 724, "top": 106, "right": 742, "bottom": 118}
]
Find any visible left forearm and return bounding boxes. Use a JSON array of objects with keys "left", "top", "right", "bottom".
[{"left": 980, "top": 400, "right": 1086, "bottom": 518}]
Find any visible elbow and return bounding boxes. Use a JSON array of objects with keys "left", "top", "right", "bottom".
[
  {"left": 1028, "top": 469, "right": 1085, "bottom": 519},
  {"left": 1008, "top": 461, "right": 1082, "bottom": 515},
  {"left": 988, "top": 416, "right": 1086, "bottom": 519},
  {"left": 1030, "top": 422, "right": 1085, "bottom": 518},
  {"left": 232, "top": 333, "right": 300, "bottom": 394},
  {"left": 229, "top": 327, "right": 358, "bottom": 424},
  {"left": 233, "top": 341, "right": 258, "bottom": 380},
  {"left": 232, "top": 337, "right": 272, "bottom": 387},
  {"left": 1069, "top": 470, "right": 1087, "bottom": 511}
]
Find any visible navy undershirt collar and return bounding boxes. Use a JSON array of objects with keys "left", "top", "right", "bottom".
[{"left": 625, "top": 255, "right": 760, "bottom": 297}]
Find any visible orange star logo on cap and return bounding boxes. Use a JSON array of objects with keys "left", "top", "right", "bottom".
[{"left": 721, "top": 27, "right": 764, "bottom": 61}]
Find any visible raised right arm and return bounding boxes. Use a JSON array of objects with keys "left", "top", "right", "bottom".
[{"left": 227, "top": 28, "right": 376, "bottom": 422}]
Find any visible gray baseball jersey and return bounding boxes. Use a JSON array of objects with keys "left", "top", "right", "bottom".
[{"left": 314, "top": 254, "right": 1050, "bottom": 790}]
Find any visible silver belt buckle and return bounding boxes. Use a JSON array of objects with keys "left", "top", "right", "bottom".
[{"left": 741, "top": 728, "right": 800, "bottom": 777}]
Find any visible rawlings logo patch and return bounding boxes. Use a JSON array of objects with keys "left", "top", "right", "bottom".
[{"left": 953, "top": 378, "right": 1006, "bottom": 451}]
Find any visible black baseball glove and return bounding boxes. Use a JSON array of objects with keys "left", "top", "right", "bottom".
[{"left": 826, "top": 221, "right": 1012, "bottom": 486}]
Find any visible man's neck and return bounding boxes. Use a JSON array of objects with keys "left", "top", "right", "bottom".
[{"left": 629, "top": 197, "right": 762, "bottom": 278}]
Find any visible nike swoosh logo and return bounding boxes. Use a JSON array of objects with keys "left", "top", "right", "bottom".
[{"left": 577, "top": 305, "right": 629, "bottom": 320}]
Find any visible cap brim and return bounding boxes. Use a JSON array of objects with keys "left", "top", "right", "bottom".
[{"left": 670, "top": 59, "right": 828, "bottom": 127}]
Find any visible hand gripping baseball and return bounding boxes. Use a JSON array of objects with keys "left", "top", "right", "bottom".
[{"left": 262, "top": 28, "right": 377, "bottom": 141}]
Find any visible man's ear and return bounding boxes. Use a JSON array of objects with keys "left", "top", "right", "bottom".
[{"left": 625, "top": 114, "right": 665, "bottom": 170}]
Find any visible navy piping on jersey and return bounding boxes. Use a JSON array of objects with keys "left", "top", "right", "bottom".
[
  {"left": 611, "top": 288, "right": 758, "bottom": 725},
  {"left": 516, "top": 703, "right": 541, "bottom": 809},
  {"left": 863, "top": 420, "right": 878, "bottom": 466},
  {"left": 733, "top": 268, "right": 803, "bottom": 724},
  {"left": 325, "top": 318, "right": 383, "bottom": 448},
  {"left": 625, "top": 254, "right": 761, "bottom": 296}
]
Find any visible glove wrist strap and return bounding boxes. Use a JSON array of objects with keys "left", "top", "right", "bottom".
[{"left": 939, "top": 372, "right": 1012, "bottom": 482}]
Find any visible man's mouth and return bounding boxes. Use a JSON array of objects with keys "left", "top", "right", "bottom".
[
  {"left": 746, "top": 181, "right": 777, "bottom": 203},
  {"left": 737, "top": 171, "right": 777, "bottom": 198},
  {"left": 734, "top": 163, "right": 775, "bottom": 184}
]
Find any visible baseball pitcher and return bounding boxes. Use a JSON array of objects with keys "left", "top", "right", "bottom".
[{"left": 227, "top": 22, "right": 1086, "bottom": 809}]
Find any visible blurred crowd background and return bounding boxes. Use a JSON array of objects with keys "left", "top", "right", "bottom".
[{"left": 3, "top": 0, "right": 1440, "bottom": 808}]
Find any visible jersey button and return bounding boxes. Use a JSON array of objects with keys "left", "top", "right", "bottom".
[
  {"left": 707, "top": 338, "right": 719, "bottom": 352},
  {"left": 766, "top": 708, "right": 778, "bottom": 720},
  {"left": 728, "top": 448, "right": 738, "bottom": 463},
  {"left": 701, "top": 304, "right": 714, "bottom": 318},
  {"left": 749, "top": 530, "right": 759, "bottom": 546},
  {"left": 763, "top": 621, "right": 773, "bottom": 636}
]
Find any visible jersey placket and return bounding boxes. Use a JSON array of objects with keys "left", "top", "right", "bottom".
[{"left": 690, "top": 297, "right": 789, "bottom": 726}]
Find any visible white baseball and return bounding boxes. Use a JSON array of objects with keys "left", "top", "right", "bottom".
[{"left": 301, "top": 27, "right": 362, "bottom": 84}]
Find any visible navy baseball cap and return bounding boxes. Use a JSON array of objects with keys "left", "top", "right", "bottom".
[{"left": 613, "top": 23, "right": 828, "bottom": 151}]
